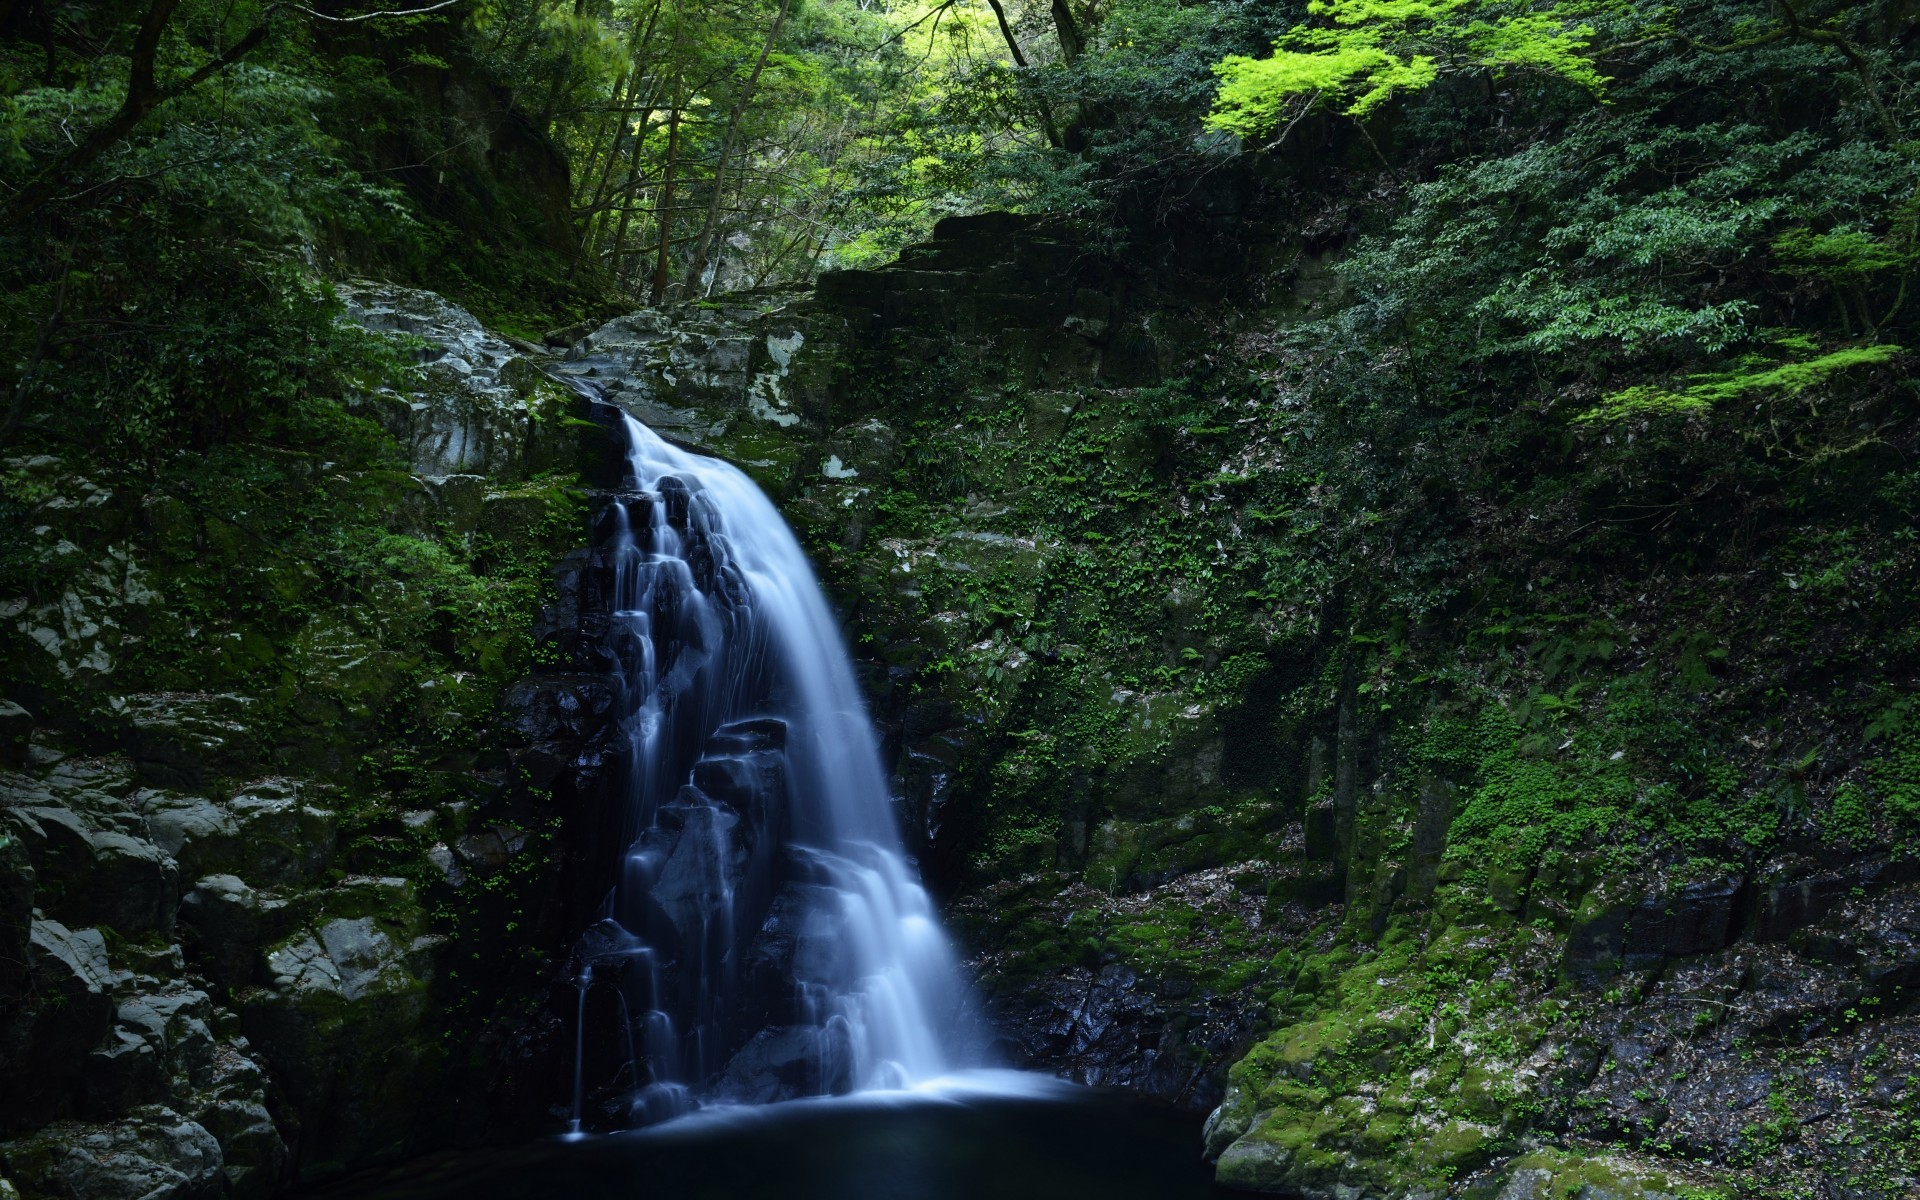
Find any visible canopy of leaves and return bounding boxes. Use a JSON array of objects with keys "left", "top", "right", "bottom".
[{"left": 1208, "top": 0, "right": 1618, "bottom": 134}]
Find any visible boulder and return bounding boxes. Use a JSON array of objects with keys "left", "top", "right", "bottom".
[
  {"left": 1622, "top": 877, "right": 1746, "bottom": 969},
  {"left": 714, "top": 1023, "right": 853, "bottom": 1105},
  {"left": 139, "top": 784, "right": 334, "bottom": 889},
  {"left": 0, "top": 702, "right": 31, "bottom": 768},
  {"left": 82, "top": 1025, "right": 162, "bottom": 1121},
  {"left": 87, "top": 831, "right": 179, "bottom": 938},
  {"left": 0, "top": 922, "right": 114, "bottom": 1133},
  {"left": 1, "top": 785, "right": 179, "bottom": 938},
  {"left": 0, "top": 831, "right": 31, "bottom": 1006},
  {"left": 238, "top": 879, "right": 444, "bottom": 1175},
  {"left": 184, "top": 1042, "right": 286, "bottom": 1200},
  {"left": 139, "top": 795, "right": 240, "bottom": 885},
  {"left": 223, "top": 783, "right": 335, "bottom": 887},
  {"left": 641, "top": 790, "right": 746, "bottom": 952},
  {"left": 178, "top": 876, "right": 261, "bottom": 991},
  {"left": 121, "top": 694, "right": 262, "bottom": 789},
  {"left": 1487, "top": 1150, "right": 1696, "bottom": 1200},
  {"left": 114, "top": 988, "right": 219, "bottom": 1094},
  {"left": 338, "top": 283, "right": 533, "bottom": 479},
  {"left": 0, "top": 1106, "right": 223, "bottom": 1200}
]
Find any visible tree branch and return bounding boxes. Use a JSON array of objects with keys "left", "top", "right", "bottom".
[{"left": 0, "top": 0, "right": 271, "bottom": 228}]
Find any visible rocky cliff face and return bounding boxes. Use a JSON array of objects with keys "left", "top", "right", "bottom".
[
  {"left": 523, "top": 205, "right": 1919, "bottom": 1199},
  {"left": 0, "top": 287, "right": 618, "bottom": 1196},
  {"left": 3, "top": 199, "right": 1914, "bottom": 1200}
]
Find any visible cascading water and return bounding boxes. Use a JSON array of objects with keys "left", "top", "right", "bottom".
[{"left": 563, "top": 398, "right": 963, "bottom": 1129}]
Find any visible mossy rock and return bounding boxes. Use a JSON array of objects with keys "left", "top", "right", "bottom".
[{"left": 1471, "top": 1149, "right": 1725, "bottom": 1200}]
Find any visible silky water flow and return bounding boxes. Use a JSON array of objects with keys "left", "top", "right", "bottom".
[{"left": 563, "top": 403, "right": 963, "bottom": 1131}]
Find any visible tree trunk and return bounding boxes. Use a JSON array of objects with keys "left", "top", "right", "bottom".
[
  {"left": 650, "top": 94, "right": 682, "bottom": 305},
  {"left": 605, "top": 84, "right": 661, "bottom": 285},
  {"left": 2, "top": 0, "right": 269, "bottom": 227},
  {"left": 982, "top": 0, "right": 1061, "bottom": 148},
  {"left": 983, "top": 0, "right": 1028, "bottom": 67},
  {"left": 682, "top": 0, "right": 793, "bottom": 295},
  {"left": 1050, "top": 0, "right": 1083, "bottom": 63}
]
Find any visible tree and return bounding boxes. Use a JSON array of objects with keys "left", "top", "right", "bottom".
[{"left": 1206, "top": 0, "right": 1617, "bottom": 136}]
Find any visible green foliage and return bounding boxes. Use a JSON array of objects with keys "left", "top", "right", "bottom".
[
  {"left": 1209, "top": 0, "right": 1618, "bottom": 134},
  {"left": 1581, "top": 342, "right": 1903, "bottom": 423},
  {"left": 1865, "top": 726, "right": 1920, "bottom": 832},
  {"left": 0, "top": 7, "right": 463, "bottom": 452}
]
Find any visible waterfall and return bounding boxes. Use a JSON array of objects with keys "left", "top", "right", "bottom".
[{"left": 564, "top": 405, "right": 963, "bottom": 1129}]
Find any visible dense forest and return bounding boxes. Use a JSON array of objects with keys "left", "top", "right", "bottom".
[{"left": 2, "top": 2, "right": 1917, "bottom": 1200}]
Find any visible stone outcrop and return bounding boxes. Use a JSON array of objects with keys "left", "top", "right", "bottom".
[
  {"left": 338, "top": 282, "right": 586, "bottom": 481},
  {"left": 0, "top": 282, "right": 615, "bottom": 1196},
  {"left": 6, "top": 199, "right": 1916, "bottom": 1200},
  {"left": 527, "top": 210, "right": 1920, "bottom": 1200}
]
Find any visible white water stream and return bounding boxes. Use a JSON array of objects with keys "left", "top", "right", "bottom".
[{"left": 565, "top": 406, "right": 965, "bottom": 1127}]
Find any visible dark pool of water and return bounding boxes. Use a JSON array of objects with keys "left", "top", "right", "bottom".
[{"left": 309, "top": 1074, "right": 1240, "bottom": 1200}]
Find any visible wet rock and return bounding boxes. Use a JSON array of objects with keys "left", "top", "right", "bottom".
[
  {"left": 0, "top": 921, "right": 114, "bottom": 1133},
  {"left": 338, "top": 282, "right": 550, "bottom": 480},
  {"left": 239, "top": 878, "right": 444, "bottom": 1174},
  {"left": 738, "top": 882, "right": 845, "bottom": 1029},
  {"left": 0, "top": 702, "right": 31, "bottom": 768},
  {"left": 0, "top": 830, "right": 31, "bottom": 1005},
  {"left": 0, "top": 1105, "right": 223, "bottom": 1200},
  {"left": 715, "top": 1023, "right": 853, "bottom": 1104},
  {"left": 497, "top": 675, "right": 618, "bottom": 792},
  {"left": 185, "top": 1042, "right": 285, "bottom": 1200},
  {"left": 643, "top": 790, "right": 747, "bottom": 949},
  {"left": 121, "top": 694, "right": 262, "bottom": 789}
]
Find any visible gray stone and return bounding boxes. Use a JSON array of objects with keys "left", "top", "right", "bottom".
[
  {"left": 121, "top": 694, "right": 261, "bottom": 789},
  {"left": 178, "top": 876, "right": 260, "bottom": 991},
  {"left": 338, "top": 282, "right": 546, "bottom": 480},
  {"left": 82, "top": 1028, "right": 162, "bottom": 1120},
  {"left": 138, "top": 795, "right": 240, "bottom": 885},
  {"left": 0, "top": 923, "right": 113, "bottom": 1133},
  {"left": 1, "top": 795, "right": 178, "bottom": 937},
  {"left": 239, "top": 880, "right": 443, "bottom": 1173},
  {"left": 142, "top": 784, "right": 334, "bottom": 889},
  {"left": 0, "top": 1105, "right": 223, "bottom": 1200},
  {"left": 114, "top": 988, "right": 218, "bottom": 1091},
  {"left": 224, "top": 784, "right": 335, "bottom": 887},
  {"left": 0, "top": 829, "right": 31, "bottom": 1005},
  {"left": 549, "top": 294, "right": 814, "bottom": 453},
  {"left": 0, "top": 703, "right": 31, "bottom": 768},
  {"left": 86, "top": 831, "right": 179, "bottom": 938},
  {"left": 184, "top": 1042, "right": 285, "bottom": 1200}
]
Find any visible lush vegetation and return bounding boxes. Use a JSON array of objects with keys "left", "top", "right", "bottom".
[{"left": 3, "top": 0, "right": 1917, "bottom": 1196}]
